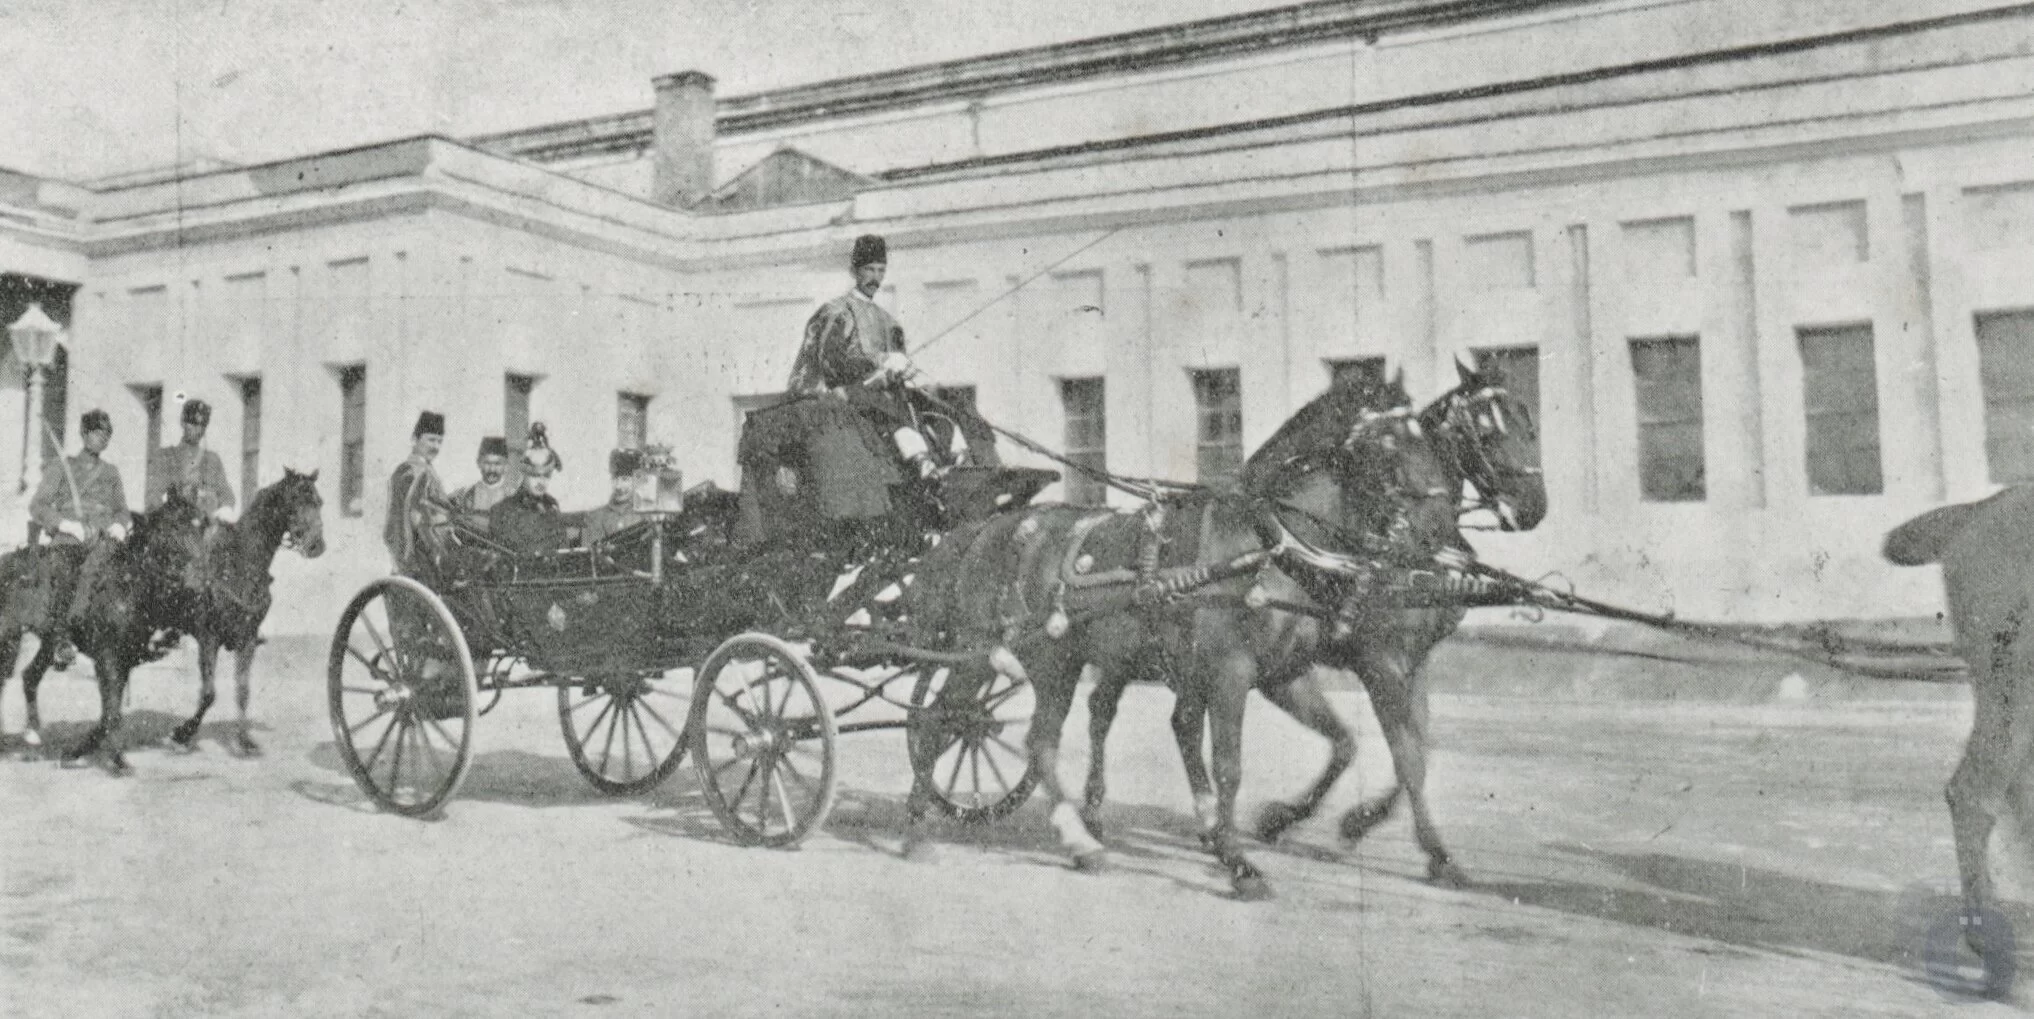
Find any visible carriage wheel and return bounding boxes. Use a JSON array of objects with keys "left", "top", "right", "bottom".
[
  {"left": 327, "top": 577, "right": 477, "bottom": 817},
  {"left": 907, "top": 665, "right": 1039, "bottom": 823},
  {"left": 687, "top": 633, "right": 837, "bottom": 848},
  {"left": 558, "top": 668, "right": 693, "bottom": 795}
]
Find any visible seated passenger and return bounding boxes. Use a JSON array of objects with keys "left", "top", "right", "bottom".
[
  {"left": 581, "top": 448, "right": 646, "bottom": 546},
  {"left": 488, "top": 436, "right": 568, "bottom": 555}
]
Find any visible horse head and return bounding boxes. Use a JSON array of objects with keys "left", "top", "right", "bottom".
[
  {"left": 1419, "top": 357, "right": 1547, "bottom": 532},
  {"left": 267, "top": 468, "right": 327, "bottom": 559}
]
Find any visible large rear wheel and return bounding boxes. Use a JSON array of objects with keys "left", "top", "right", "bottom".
[
  {"left": 907, "top": 664, "right": 1038, "bottom": 823},
  {"left": 688, "top": 633, "right": 837, "bottom": 847},
  {"left": 559, "top": 668, "right": 693, "bottom": 795},
  {"left": 327, "top": 577, "right": 477, "bottom": 817}
]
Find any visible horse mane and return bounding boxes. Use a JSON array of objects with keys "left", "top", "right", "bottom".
[{"left": 1239, "top": 372, "right": 1409, "bottom": 495}]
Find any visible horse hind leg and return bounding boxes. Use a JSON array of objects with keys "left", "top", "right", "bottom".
[
  {"left": 19, "top": 638, "right": 56, "bottom": 757},
  {"left": 1025, "top": 646, "right": 1108, "bottom": 872},
  {"left": 1203, "top": 652, "right": 1272, "bottom": 900},
  {"left": 1254, "top": 669, "right": 1355, "bottom": 844}
]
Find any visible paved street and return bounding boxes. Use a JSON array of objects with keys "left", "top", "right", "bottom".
[{"left": 0, "top": 634, "right": 2022, "bottom": 1017}]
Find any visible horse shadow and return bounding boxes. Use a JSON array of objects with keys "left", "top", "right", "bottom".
[
  {"left": 1, "top": 710, "right": 272, "bottom": 762},
  {"left": 1474, "top": 842, "right": 2034, "bottom": 997}
]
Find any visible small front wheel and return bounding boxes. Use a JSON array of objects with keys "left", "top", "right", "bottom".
[
  {"left": 559, "top": 668, "right": 693, "bottom": 795},
  {"left": 687, "top": 633, "right": 837, "bottom": 847},
  {"left": 907, "top": 664, "right": 1038, "bottom": 823},
  {"left": 327, "top": 577, "right": 478, "bottom": 817}
]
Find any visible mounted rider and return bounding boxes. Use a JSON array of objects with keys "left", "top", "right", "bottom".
[{"left": 29, "top": 408, "right": 131, "bottom": 665}]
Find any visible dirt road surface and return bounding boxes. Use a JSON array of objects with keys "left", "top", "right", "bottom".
[{"left": 1, "top": 635, "right": 2024, "bottom": 1017}]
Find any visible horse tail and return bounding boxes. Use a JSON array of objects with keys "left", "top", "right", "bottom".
[{"left": 1883, "top": 499, "right": 1990, "bottom": 566}]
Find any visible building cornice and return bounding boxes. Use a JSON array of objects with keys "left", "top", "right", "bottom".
[{"left": 469, "top": 0, "right": 1584, "bottom": 162}]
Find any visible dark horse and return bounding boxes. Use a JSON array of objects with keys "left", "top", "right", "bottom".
[
  {"left": 0, "top": 469, "right": 325, "bottom": 770},
  {"left": 1885, "top": 485, "right": 2034, "bottom": 995},
  {"left": 904, "top": 361, "right": 1544, "bottom": 898}
]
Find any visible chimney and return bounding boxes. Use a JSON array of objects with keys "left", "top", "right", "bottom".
[{"left": 652, "top": 70, "right": 716, "bottom": 208}]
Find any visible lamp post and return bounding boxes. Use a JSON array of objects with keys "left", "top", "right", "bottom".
[{"left": 9, "top": 303, "right": 64, "bottom": 494}]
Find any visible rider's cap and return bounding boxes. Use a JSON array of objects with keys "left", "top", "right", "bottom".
[
  {"left": 609, "top": 448, "right": 644, "bottom": 477},
  {"left": 80, "top": 408, "right": 111, "bottom": 434},
  {"left": 851, "top": 233, "right": 887, "bottom": 269},
  {"left": 413, "top": 410, "right": 445, "bottom": 438},
  {"left": 478, "top": 435, "right": 509, "bottom": 458},
  {"left": 181, "top": 399, "right": 211, "bottom": 426}
]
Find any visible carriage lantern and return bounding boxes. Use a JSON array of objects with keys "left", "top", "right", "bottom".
[{"left": 8, "top": 302, "right": 64, "bottom": 494}]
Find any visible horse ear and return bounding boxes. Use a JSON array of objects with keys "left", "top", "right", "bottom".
[
  {"left": 307, "top": 469, "right": 319, "bottom": 482},
  {"left": 1455, "top": 356, "right": 1477, "bottom": 385}
]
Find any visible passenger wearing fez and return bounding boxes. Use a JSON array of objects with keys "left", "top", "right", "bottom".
[
  {"left": 451, "top": 435, "right": 515, "bottom": 526},
  {"left": 785, "top": 233, "right": 939, "bottom": 474},
  {"left": 580, "top": 448, "right": 646, "bottom": 546},
  {"left": 146, "top": 398, "right": 235, "bottom": 520},
  {"left": 489, "top": 426, "right": 569, "bottom": 554},
  {"left": 29, "top": 408, "right": 130, "bottom": 665},
  {"left": 383, "top": 411, "right": 447, "bottom": 570}
]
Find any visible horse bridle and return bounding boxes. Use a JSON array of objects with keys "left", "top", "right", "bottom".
[{"left": 1429, "top": 385, "right": 1540, "bottom": 530}]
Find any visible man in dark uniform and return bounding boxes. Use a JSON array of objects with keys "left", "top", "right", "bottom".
[
  {"left": 30, "top": 409, "right": 130, "bottom": 664},
  {"left": 384, "top": 411, "right": 446, "bottom": 571},
  {"left": 146, "top": 398, "right": 236, "bottom": 519},
  {"left": 449, "top": 435, "right": 514, "bottom": 529},
  {"left": 788, "top": 234, "right": 916, "bottom": 396},
  {"left": 580, "top": 448, "right": 646, "bottom": 546},
  {"left": 489, "top": 443, "right": 570, "bottom": 555}
]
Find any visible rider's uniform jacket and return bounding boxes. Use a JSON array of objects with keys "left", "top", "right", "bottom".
[
  {"left": 146, "top": 442, "right": 235, "bottom": 515},
  {"left": 30, "top": 453, "right": 128, "bottom": 543},
  {"left": 579, "top": 498, "right": 642, "bottom": 547},
  {"left": 786, "top": 288, "right": 905, "bottom": 394},
  {"left": 383, "top": 454, "right": 445, "bottom": 564}
]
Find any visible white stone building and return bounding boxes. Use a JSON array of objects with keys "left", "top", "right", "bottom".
[{"left": 3, "top": 0, "right": 2034, "bottom": 633}]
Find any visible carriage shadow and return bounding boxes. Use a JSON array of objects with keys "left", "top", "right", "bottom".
[
  {"left": 1, "top": 710, "right": 272, "bottom": 762},
  {"left": 297, "top": 741, "right": 631, "bottom": 812},
  {"left": 1475, "top": 842, "right": 2034, "bottom": 992}
]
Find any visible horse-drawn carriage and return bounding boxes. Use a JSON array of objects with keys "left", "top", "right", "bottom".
[{"left": 326, "top": 386, "right": 1058, "bottom": 838}]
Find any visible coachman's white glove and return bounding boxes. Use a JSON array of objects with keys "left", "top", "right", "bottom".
[
  {"left": 105, "top": 521, "right": 130, "bottom": 542},
  {"left": 214, "top": 506, "right": 237, "bottom": 524},
  {"left": 880, "top": 351, "right": 913, "bottom": 379},
  {"left": 55, "top": 519, "right": 86, "bottom": 541}
]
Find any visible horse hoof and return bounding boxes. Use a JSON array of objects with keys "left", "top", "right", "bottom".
[
  {"left": 105, "top": 753, "right": 132, "bottom": 777},
  {"left": 1072, "top": 849, "right": 1108, "bottom": 874},
  {"left": 1256, "top": 801, "right": 1307, "bottom": 844},
  {"left": 1233, "top": 873, "right": 1274, "bottom": 901},
  {"left": 1427, "top": 859, "right": 1470, "bottom": 889},
  {"left": 1079, "top": 806, "right": 1105, "bottom": 841},
  {"left": 233, "top": 735, "right": 263, "bottom": 759},
  {"left": 22, "top": 729, "right": 42, "bottom": 749},
  {"left": 1339, "top": 808, "right": 1389, "bottom": 845}
]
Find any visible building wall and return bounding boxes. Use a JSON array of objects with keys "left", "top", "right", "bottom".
[{"left": 11, "top": 1, "right": 2034, "bottom": 634}]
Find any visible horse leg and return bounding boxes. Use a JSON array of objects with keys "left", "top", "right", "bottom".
[
  {"left": 1080, "top": 665, "right": 1132, "bottom": 838},
  {"left": 1170, "top": 685, "right": 1217, "bottom": 840},
  {"left": 1255, "top": 668, "right": 1355, "bottom": 844},
  {"left": 20, "top": 639, "right": 55, "bottom": 756},
  {"left": 172, "top": 637, "right": 220, "bottom": 751},
  {"left": 1947, "top": 667, "right": 2033, "bottom": 956},
  {"left": 1203, "top": 651, "right": 1271, "bottom": 900},
  {"left": 1355, "top": 643, "right": 1463, "bottom": 887},
  {"left": 1026, "top": 648, "right": 1107, "bottom": 872},
  {"left": 231, "top": 645, "right": 262, "bottom": 757},
  {"left": 65, "top": 652, "right": 131, "bottom": 776}
]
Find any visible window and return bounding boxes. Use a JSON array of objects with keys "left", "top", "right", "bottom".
[
  {"left": 1327, "top": 357, "right": 1386, "bottom": 394},
  {"left": 1060, "top": 377, "right": 1106, "bottom": 506},
  {"left": 239, "top": 376, "right": 262, "bottom": 502},
  {"left": 132, "top": 384, "right": 163, "bottom": 500},
  {"left": 505, "top": 373, "right": 535, "bottom": 454},
  {"left": 618, "top": 392, "right": 651, "bottom": 449},
  {"left": 1630, "top": 337, "right": 1704, "bottom": 502},
  {"left": 1473, "top": 346, "right": 1543, "bottom": 471},
  {"left": 1798, "top": 325, "right": 1883, "bottom": 495},
  {"left": 339, "top": 365, "right": 366, "bottom": 517},
  {"left": 1976, "top": 310, "right": 2034, "bottom": 484},
  {"left": 1192, "top": 368, "right": 1243, "bottom": 485}
]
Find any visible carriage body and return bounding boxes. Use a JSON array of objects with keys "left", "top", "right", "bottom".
[{"left": 326, "top": 391, "right": 1058, "bottom": 832}]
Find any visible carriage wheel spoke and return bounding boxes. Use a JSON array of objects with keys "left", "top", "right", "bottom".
[
  {"left": 636, "top": 697, "right": 685, "bottom": 744},
  {"left": 732, "top": 757, "right": 764, "bottom": 816},
  {"left": 347, "top": 702, "right": 396, "bottom": 738},
  {"left": 597, "top": 694, "right": 624, "bottom": 778},
  {"left": 942, "top": 746, "right": 967, "bottom": 799},
  {"left": 969, "top": 743, "right": 985, "bottom": 801},
  {"left": 630, "top": 704, "right": 663, "bottom": 771},
  {"left": 410, "top": 718, "right": 442, "bottom": 788},
  {"left": 358, "top": 613, "right": 408, "bottom": 685},
  {"left": 979, "top": 741, "right": 1013, "bottom": 793},
  {"left": 987, "top": 733, "right": 1026, "bottom": 762},
  {"left": 778, "top": 754, "right": 815, "bottom": 791},
  {"left": 386, "top": 716, "right": 411, "bottom": 799},
  {"left": 979, "top": 681, "right": 1025, "bottom": 712},
  {"left": 422, "top": 715, "right": 463, "bottom": 754},
  {"left": 617, "top": 696, "right": 637, "bottom": 781},
  {"left": 344, "top": 643, "right": 394, "bottom": 685},
  {"left": 358, "top": 712, "right": 400, "bottom": 772},
  {"left": 770, "top": 769, "right": 797, "bottom": 832}
]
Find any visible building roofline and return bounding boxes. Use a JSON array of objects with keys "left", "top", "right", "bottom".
[{"left": 470, "top": 0, "right": 1588, "bottom": 161}]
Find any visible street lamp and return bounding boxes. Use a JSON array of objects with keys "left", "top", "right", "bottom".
[{"left": 9, "top": 303, "right": 64, "bottom": 494}]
